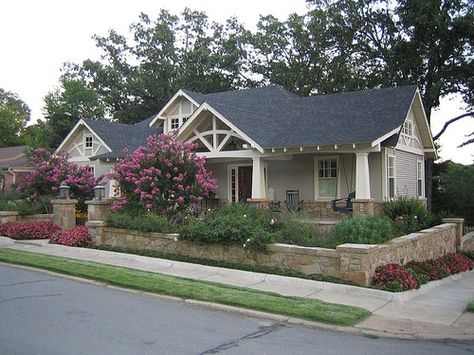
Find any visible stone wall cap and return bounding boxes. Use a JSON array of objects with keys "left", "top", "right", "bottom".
[
  {"left": 51, "top": 199, "right": 78, "bottom": 204},
  {"left": 336, "top": 243, "right": 380, "bottom": 253},
  {"left": 86, "top": 221, "right": 107, "bottom": 227},
  {"left": 85, "top": 199, "right": 114, "bottom": 205},
  {"left": 442, "top": 218, "right": 465, "bottom": 223},
  {"left": 0, "top": 210, "right": 19, "bottom": 216},
  {"left": 351, "top": 199, "right": 375, "bottom": 203},
  {"left": 268, "top": 243, "right": 338, "bottom": 257}
]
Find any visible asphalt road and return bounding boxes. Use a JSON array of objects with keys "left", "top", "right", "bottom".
[{"left": 1, "top": 264, "right": 473, "bottom": 355}]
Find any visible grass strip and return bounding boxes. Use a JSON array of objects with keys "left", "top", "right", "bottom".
[
  {"left": 0, "top": 248, "right": 369, "bottom": 326},
  {"left": 467, "top": 301, "right": 474, "bottom": 313}
]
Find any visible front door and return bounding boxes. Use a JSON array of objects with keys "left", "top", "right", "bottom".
[
  {"left": 238, "top": 166, "right": 252, "bottom": 202},
  {"left": 229, "top": 165, "right": 252, "bottom": 203}
]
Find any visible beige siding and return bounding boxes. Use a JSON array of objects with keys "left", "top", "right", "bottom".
[
  {"left": 369, "top": 152, "right": 382, "bottom": 201},
  {"left": 395, "top": 149, "right": 423, "bottom": 198}
]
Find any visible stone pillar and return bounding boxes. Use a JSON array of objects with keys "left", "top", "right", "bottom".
[
  {"left": 251, "top": 157, "right": 266, "bottom": 199},
  {"left": 85, "top": 220, "right": 106, "bottom": 245},
  {"left": 86, "top": 199, "right": 113, "bottom": 222},
  {"left": 0, "top": 211, "right": 19, "bottom": 224},
  {"left": 352, "top": 199, "right": 375, "bottom": 216},
  {"left": 336, "top": 243, "right": 381, "bottom": 286},
  {"left": 51, "top": 199, "right": 77, "bottom": 230},
  {"left": 442, "top": 218, "right": 464, "bottom": 249},
  {"left": 355, "top": 152, "right": 371, "bottom": 199}
]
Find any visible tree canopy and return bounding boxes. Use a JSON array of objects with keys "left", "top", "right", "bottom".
[
  {"left": 0, "top": 89, "right": 30, "bottom": 147},
  {"left": 43, "top": 2, "right": 472, "bottom": 144}
]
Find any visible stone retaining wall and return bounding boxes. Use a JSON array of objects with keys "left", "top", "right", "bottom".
[
  {"left": 88, "top": 221, "right": 462, "bottom": 286},
  {"left": 0, "top": 211, "right": 53, "bottom": 223}
]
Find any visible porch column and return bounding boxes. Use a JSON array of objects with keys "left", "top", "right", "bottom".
[
  {"left": 251, "top": 157, "right": 266, "bottom": 199},
  {"left": 355, "top": 152, "right": 371, "bottom": 199},
  {"left": 353, "top": 152, "right": 374, "bottom": 215}
]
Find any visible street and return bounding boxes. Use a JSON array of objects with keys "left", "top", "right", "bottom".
[{"left": 1, "top": 264, "right": 473, "bottom": 355}]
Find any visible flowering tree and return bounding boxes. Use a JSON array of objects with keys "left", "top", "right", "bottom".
[
  {"left": 109, "top": 134, "right": 217, "bottom": 219},
  {"left": 18, "top": 148, "right": 102, "bottom": 207}
]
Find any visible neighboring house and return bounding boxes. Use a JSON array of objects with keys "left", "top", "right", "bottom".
[
  {"left": 56, "top": 116, "right": 160, "bottom": 196},
  {"left": 58, "top": 85, "right": 436, "bottom": 216},
  {"left": 0, "top": 145, "right": 33, "bottom": 193}
]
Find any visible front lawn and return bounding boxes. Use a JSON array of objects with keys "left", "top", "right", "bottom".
[{"left": 0, "top": 248, "right": 370, "bottom": 326}]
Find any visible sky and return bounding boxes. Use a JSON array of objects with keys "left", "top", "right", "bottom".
[{"left": 0, "top": 0, "right": 473, "bottom": 165}]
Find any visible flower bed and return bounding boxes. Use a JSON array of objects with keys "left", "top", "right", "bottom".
[
  {"left": 49, "top": 226, "right": 92, "bottom": 247},
  {"left": 373, "top": 252, "right": 474, "bottom": 291},
  {"left": 0, "top": 221, "right": 61, "bottom": 240}
]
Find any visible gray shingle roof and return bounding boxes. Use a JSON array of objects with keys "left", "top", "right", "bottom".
[
  {"left": 182, "top": 85, "right": 417, "bottom": 149},
  {"left": 82, "top": 116, "right": 161, "bottom": 160}
]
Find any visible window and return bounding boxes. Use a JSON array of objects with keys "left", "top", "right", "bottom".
[
  {"left": 87, "top": 166, "right": 95, "bottom": 176},
  {"left": 388, "top": 156, "right": 395, "bottom": 199},
  {"left": 85, "top": 135, "right": 93, "bottom": 149},
  {"left": 401, "top": 120, "right": 413, "bottom": 136},
  {"left": 417, "top": 160, "right": 424, "bottom": 198},
  {"left": 170, "top": 118, "right": 180, "bottom": 130},
  {"left": 317, "top": 158, "right": 338, "bottom": 198}
]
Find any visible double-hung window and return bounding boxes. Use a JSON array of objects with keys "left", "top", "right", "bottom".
[
  {"left": 388, "top": 156, "right": 395, "bottom": 199},
  {"left": 417, "top": 160, "right": 424, "bottom": 198}
]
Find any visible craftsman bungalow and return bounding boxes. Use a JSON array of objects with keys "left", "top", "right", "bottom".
[{"left": 57, "top": 85, "right": 436, "bottom": 216}]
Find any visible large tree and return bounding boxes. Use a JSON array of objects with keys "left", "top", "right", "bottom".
[
  {"left": 42, "top": 75, "right": 107, "bottom": 148},
  {"left": 0, "top": 89, "right": 30, "bottom": 147},
  {"left": 65, "top": 9, "right": 253, "bottom": 124}
]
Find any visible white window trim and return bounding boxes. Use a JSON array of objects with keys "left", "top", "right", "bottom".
[
  {"left": 84, "top": 134, "right": 93, "bottom": 149},
  {"left": 416, "top": 158, "right": 424, "bottom": 199},
  {"left": 227, "top": 163, "right": 267, "bottom": 204},
  {"left": 387, "top": 153, "right": 396, "bottom": 200},
  {"left": 167, "top": 101, "right": 193, "bottom": 132},
  {"left": 314, "top": 156, "right": 340, "bottom": 201}
]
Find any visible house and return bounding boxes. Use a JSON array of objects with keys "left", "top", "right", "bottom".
[
  {"left": 56, "top": 116, "right": 161, "bottom": 196},
  {"left": 0, "top": 145, "right": 33, "bottom": 193},
  {"left": 57, "top": 85, "right": 436, "bottom": 216}
]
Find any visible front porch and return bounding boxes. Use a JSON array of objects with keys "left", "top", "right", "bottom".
[{"left": 205, "top": 151, "right": 383, "bottom": 219}]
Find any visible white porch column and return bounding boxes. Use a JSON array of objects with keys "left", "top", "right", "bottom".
[
  {"left": 355, "top": 152, "right": 371, "bottom": 199},
  {"left": 251, "top": 157, "right": 266, "bottom": 199}
]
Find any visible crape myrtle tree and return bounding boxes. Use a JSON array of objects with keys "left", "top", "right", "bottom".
[
  {"left": 109, "top": 134, "right": 217, "bottom": 221},
  {"left": 18, "top": 148, "right": 102, "bottom": 210}
]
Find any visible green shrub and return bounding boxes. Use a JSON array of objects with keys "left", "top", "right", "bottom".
[
  {"left": 333, "top": 215, "right": 397, "bottom": 244},
  {"left": 0, "top": 196, "right": 51, "bottom": 215},
  {"left": 275, "top": 213, "right": 337, "bottom": 248},
  {"left": 383, "top": 198, "right": 432, "bottom": 235},
  {"left": 179, "top": 204, "right": 277, "bottom": 251},
  {"left": 106, "top": 212, "right": 177, "bottom": 234},
  {"left": 0, "top": 199, "right": 18, "bottom": 211}
]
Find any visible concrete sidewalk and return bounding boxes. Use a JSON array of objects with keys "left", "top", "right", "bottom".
[{"left": 1, "top": 236, "right": 473, "bottom": 340}]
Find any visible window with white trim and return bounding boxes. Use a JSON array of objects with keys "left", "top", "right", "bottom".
[
  {"left": 87, "top": 166, "right": 95, "bottom": 176},
  {"left": 417, "top": 160, "right": 424, "bottom": 198},
  {"left": 85, "top": 135, "right": 93, "bottom": 149},
  {"left": 170, "top": 118, "right": 180, "bottom": 130},
  {"left": 317, "top": 158, "right": 338, "bottom": 198},
  {"left": 388, "top": 156, "right": 396, "bottom": 199}
]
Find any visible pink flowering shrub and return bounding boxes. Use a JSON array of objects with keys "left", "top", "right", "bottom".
[
  {"left": 49, "top": 225, "right": 92, "bottom": 247},
  {"left": 18, "top": 148, "right": 103, "bottom": 209},
  {"left": 0, "top": 221, "right": 62, "bottom": 240},
  {"left": 109, "top": 134, "right": 217, "bottom": 220}
]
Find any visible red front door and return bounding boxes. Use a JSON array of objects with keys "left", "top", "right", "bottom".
[{"left": 238, "top": 166, "right": 252, "bottom": 203}]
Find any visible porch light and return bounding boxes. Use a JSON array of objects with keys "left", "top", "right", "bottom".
[
  {"left": 227, "top": 140, "right": 238, "bottom": 150},
  {"left": 59, "top": 185, "right": 70, "bottom": 199},
  {"left": 94, "top": 185, "right": 106, "bottom": 200}
]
